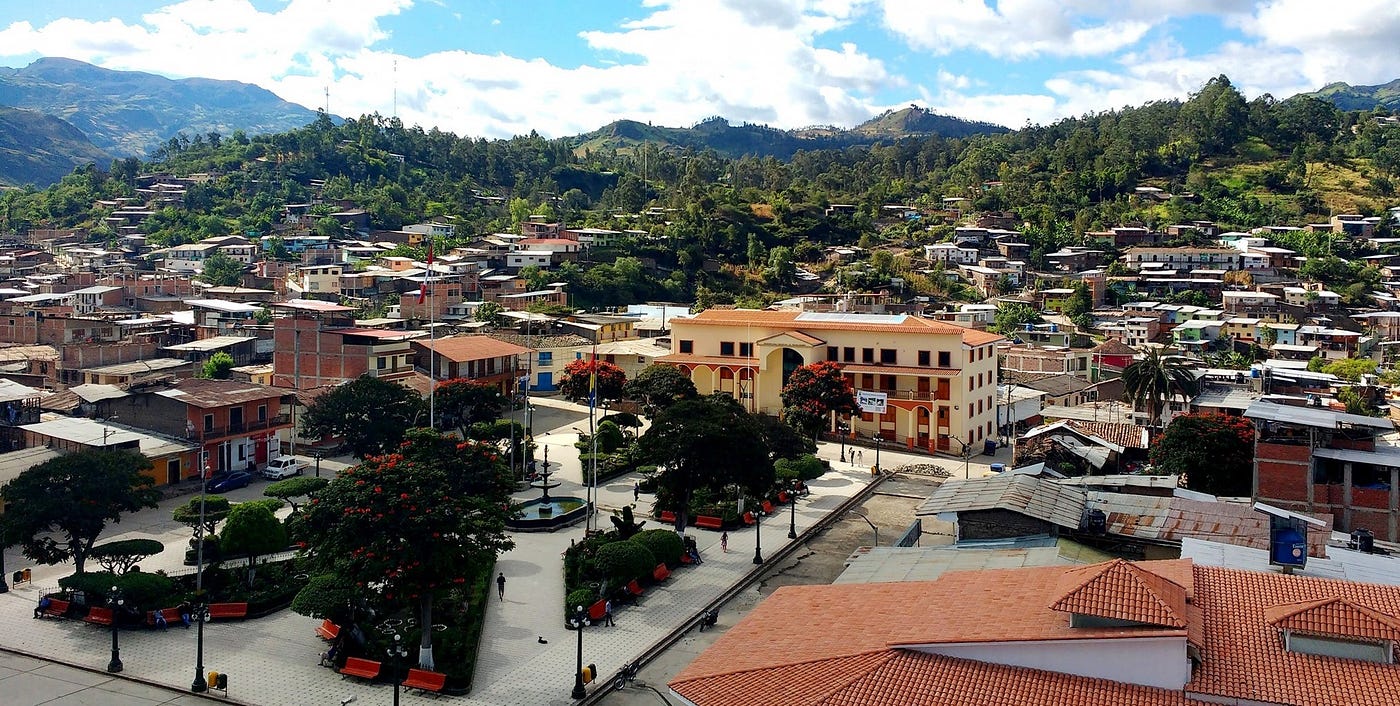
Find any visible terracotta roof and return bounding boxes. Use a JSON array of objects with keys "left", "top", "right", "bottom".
[
  {"left": 155, "top": 378, "right": 287, "bottom": 407},
  {"left": 415, "top": 335, "right": 530, "bottom": 362},
  {"left": 1092, "top": 338, "right": 1138, "bottom": 355},
  {"left": 1050, "top": 559, "right": 1189, "bottom": 628},
  {"left": 675, "top": 308, "right": 1003, "bottom": 347},
  {"left": 1066, "top": 420, "right": 1147, "bottom": 448},
  {"left": 1263, "top": 597, "right": 1400, "bottom": 643}
]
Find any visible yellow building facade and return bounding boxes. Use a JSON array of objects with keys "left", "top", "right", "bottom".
[{"left": 659, "top": 309, "right": 1003, "bottom": 454}]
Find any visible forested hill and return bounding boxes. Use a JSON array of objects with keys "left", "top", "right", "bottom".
[
  {"left": 2, "top": 75, "right": 1399, "bottom": 310},
  {"left": 1305, "top": 79, "right": 1400, "bottom": 112},
  {"left": 0, "top": 106, "right": 112, "bottom": 187},
  {"left": 569, "top": 108, "right": 1008, "bottom": 160}
]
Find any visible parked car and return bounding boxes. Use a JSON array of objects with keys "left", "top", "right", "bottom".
[
  {"left": 206, "top": 471, "right": 254, "bottom": 493},
  {"left": 261, "top": 457, "right": 306, "bottom": 480}
]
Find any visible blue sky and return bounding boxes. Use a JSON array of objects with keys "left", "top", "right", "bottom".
[{"left": 1, "top": 1, "right": 1398, "bottom": 139}]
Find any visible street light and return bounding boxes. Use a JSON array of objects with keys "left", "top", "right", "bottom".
[
  {"left": 951, "top": 437, "right": 973, "bottom": 479},
  {"left": 787, "top": 480, "right": 798, "bottom": 540},
  {"left": 752, "top": 502, "right": 764, "bottom": 565},
  {"left": 191, "top": 461, "right": 211, "bottom": 693},
  {"left": 846, "top": 510, "right": 879, "bottom": 547},
  {"left": 107, "top": 585, "right": 124, "bottom": 673},
  {"left": 872, "top": 434, "right": 883, "bottom": 474},
  {"left": 567, "top": 605, "right": 588, "bottom": 699},
  {"left": 386, "top": 633, "right": 409, "bottom": 706},
  {"left": 837, "top": 418, "right": 848, "bottom": 463}
]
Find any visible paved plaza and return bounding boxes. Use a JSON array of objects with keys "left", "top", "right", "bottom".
[{"left": 0, "top": 396, "right": 1008, "bottom": 705}]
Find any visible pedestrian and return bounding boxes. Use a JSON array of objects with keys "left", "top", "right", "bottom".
[
  {"left": 33, "top": 596, "right": 51, "bottom": 619},
  {"left": 497, "top": 571, "right": 506, "bottom": 601},
  {"left": 604, "top": 599, "right": 615, "bottom": 627},
  {"left": 633, "top": 481, "right": 640, "bottom": 501},
  {"left": 721, "top": 531, "right": 728, "bottom": 553},
  {"left": 152, "top": 609, "right": 168, "bottom": 630},
  {"left": 177, "top": 601, "right": 193, "bottom": 627}
]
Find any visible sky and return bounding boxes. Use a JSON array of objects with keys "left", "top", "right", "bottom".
[{"left": 1, "top": 1, "right": 1399, "bottom": 141}]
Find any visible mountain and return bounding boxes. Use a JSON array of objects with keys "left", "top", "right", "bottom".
[
  {"left": 571, "top": 108, "right": 1007, "bottom": 159},
  {"left": 1304, "top": 79, "right": 1400, "bottom": 112},
  {"left": 0, "top": 106, "right": 112, "bottom": 187},
  {"left": 0, "top": 57, "right": 323, "bottom": 158}
]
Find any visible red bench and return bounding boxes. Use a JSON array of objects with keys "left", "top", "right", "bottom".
[
  {"left": 653, "top": 563, "right": 671, "bottom": 581},
  {"left": 402, "top": 668, "right": 447, "bottom": 694},
  {"left": 84, "top": 606, "right": 114, "bottom": 626},
  {"left": 588, "top": 600, "right": 607, "bottom": 622},
  {"left": 625, "top": 580, "right": 644, "bottom": 599},
  {"left": 761, "top": 500, "right": 775, "bottom": 514},
  {"left": 694, "top": 515, "right": 723, "bottom": 530},
  {"left": 743, "top": 511, "right": 756, "bottom": 526},
  {"left": 38, "top": 598, "right": 70, "bottom": 619},
  {"left": 778, "top": 491, "right": 790, "bottom": 503},
  {"left": 339, "top": 657, "right": 382, "bottom": 681},
  {"left": 208, "top": 602, "right": 248, "bottom": 620},
  {"left": 146, "top": 608, "right": 186, "bottom": 628},
  {"left": 316, "top": 619, "right": 340, "bottom": 641},
  {"left": 659, "top": 510, "right": 677, "bottom": 523},
  {"left": 680, "top": 552, "right": 694, "bottom": 565}
]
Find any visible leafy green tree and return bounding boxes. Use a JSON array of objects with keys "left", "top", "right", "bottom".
[
  {"left": 992, "top": 302, "right": 1041, "bottom": 335},
  {"left": 637, "top": 394, "right": 773, "bottom": 531},
  {"left": 0, "top": 450, "right": 159, "bottom": 573},
  {"left": 219, "top": 502, "right": 287, "bottom": 586},
  {"left": 764, "top": 246, "right": 796, "bottom": 288},
  {"left": 1322, "top": 357, "right": 1378, "bottom": 381},
  {"left": 1122, "top": 349, "right": 1199, "bottom": 428},
  {"left": 88, "top": 538, "right": 164, "bottom": 575},
  {"left": 780, "top": 361, "right": 858, "bottom": 442},
  {"left": 264, "top": 476, "right": 330, "bottom": 513},
  {"left": 200, "top": 351, "right": 235, "bottom": 379},
  {"left": 197, "top": 250, "right": 245, "bottom": 287},
  {"left": 624, "top": 364, "right": 697, "bottom": 416},
  {"left": 173, "top": 495, "right": 232, "bottom": 541},
  {"left": 433, "top": 379, "right": 505, "bottom": 435},
  {"left": 1259, "top": 325, "right": 1278, "bottom": 348},
  {"left": 559, "top": 358, "right": 627, "bottom": 405},
  {"left": 474, "top": 301, "right": 504, "bottom": 326},
  {"left": 302, "top": 374, "right": 427, "bottom": 457},
  {"left": 315, "top": 216, "right": 343, "bottom": 237},
  {"left": 1149, "top": 413, "right": 1254, "bottom": 496},
  {"left": 291, "top": 429, "right": 514, "bottom": 670}
]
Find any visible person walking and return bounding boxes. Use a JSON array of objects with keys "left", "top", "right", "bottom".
[
  {"left": 496, "top": 571, "right": 506, "bottom": 601},
  {"left": 603, "top": 599, "right": 615, "bottom": 627},
  {"left": 721, "top": 531, "right": 729, "bottom": 553},
  {"left": 633, "top": 481, "right": 640, "bottom": 502}
]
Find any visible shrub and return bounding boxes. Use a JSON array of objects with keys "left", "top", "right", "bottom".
[
  {"left": 593, "top": 540, "right": 655, "bottom": 588},
  {"left": 115, "top": 571, "right": 179, "bottom": 610},
  {"left": 290, "top": 574, "right": 356, "bottom": 620},
  {"left": 775, "top": 454, "right": 828, "bottom": 482},
  {"left": 565, "top": 588, "right": 596, "bottom": 615},
  {"left": 58, "top": 571, "right": 120, "bottom": 603},
  {"left": 595, "top": 420, "right": 625, "bottom": 453},
  {"left": 633, "top": 529, "right": 685, "bottom": 568}
]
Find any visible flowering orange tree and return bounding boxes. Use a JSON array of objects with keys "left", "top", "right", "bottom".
[
  {"left": 291, "top": 428, "right": 515, "bottom": 670},
  {"left": 780, "top": 361, "right": 857, "bottom": 442},
  {"left": 559, "top": 358, "right": 626, "bottom": 405},
  {"left": 1149, "top": 413, "right": 1255, "bottom": 497}
]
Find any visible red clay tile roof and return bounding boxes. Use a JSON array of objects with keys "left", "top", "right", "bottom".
[
  {"left": 1263, "top": 597, "right": 1400, "bottom": 643},
  {"left": 1066, "top": 420, "right": 1148, "bottom": 448},
  {"left": 673, "top": 650, "right": 1213, "bottom": 706},
  {"left": 674, "top": 308, "right": 1006, "bottom": 346},
  {"left": 416, "top": 335, "right": 530, "bottom": 362},
  {"left": 1050, "top": 559, "right": 1189, "bottom": 628}
]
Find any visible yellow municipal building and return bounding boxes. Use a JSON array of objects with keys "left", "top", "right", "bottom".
[{"left": 658, "top": 309, "right": 1003, "bottom": 454}]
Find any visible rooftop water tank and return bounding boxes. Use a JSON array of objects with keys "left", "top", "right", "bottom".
[{"left": 1270, "top": 527, "right": 1307, "bottom": 567}]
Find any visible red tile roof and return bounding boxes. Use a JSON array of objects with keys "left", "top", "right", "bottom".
[
  {"left": 1050, "top": 559, "right": 1189, "bottom": 628},
  {"left": 1264, "top": 597, "right": 1400, "bottom": 643},
  {"left": 415, "top": 335, "right": 529, "bottom": 362},
  {"left": 674, "top": 308, "right": 1005, "bottom": 346},
  {"left": 1066, "top": 420, "right": 1147, "bottom": 448}
]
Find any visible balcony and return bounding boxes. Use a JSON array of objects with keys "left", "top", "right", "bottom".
[
  {"left": 885, "top": 388, "right": 952, "bottom": 402},
  {"left": 199, "top": 414, "right": 290, "bottom": 439}
]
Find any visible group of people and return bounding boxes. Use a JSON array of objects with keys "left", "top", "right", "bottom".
[{"left": 35, "top": 597, "right": 193, "bottom": 629}]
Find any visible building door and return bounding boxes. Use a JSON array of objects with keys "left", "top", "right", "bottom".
[
  {"left": 781, "top": 349, "right": 804, "bottom": 387},
  {"left": 167, "top": 458, "right": 180, "bottom": 485},
  {"left": 230, "top": 406, "right": 244, "bottom": 432},
  {"left": 538, "top": 372, "right": 553, "bottom": 391}
]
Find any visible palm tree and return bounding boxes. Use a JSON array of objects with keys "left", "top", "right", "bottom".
[{"left": 1122, "top": 348, "right": 1199, "bottom": 428}]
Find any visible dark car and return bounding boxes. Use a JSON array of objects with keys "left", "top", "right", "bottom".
[{"left": 205, "top": 471, "right": 254, "bottom": 493}]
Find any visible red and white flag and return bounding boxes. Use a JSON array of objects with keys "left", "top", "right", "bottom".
[{"left": 418, "top": 240, "right": 434, "bottom": 304}]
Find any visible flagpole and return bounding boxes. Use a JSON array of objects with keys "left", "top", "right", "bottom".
[
  {"left": 588, "top": 343, "right": 598, "bottom": 534},
  {"left": 426, "top": 238, "right": 436, "bottom": 428}
]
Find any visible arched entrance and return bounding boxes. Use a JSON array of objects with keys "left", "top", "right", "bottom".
[{"left": 781, "top": 348, "right": 804, "bottom": 387}]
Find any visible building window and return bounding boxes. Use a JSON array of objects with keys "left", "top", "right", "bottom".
[
  {"left": 377, "top": 356, "right": 387, "bottom": 370},
  {"left": 827, "top": 346, "right": 839, "bottom": 361},
  {"left": 918, "top": 351, "right": 931, "bottom": 366},
  {"left": 880, "top": 349, "right": 897, "bottom": 364},
  {"left": 720, "top": 341, "right": 735, "bottom": 356},
  {"left": 257, "top": 405, "right": 267, "bottom": 421},
  {"left": 862, "top": 348, "right": 875, "bottom": 364},
  {"left": 538, "top": 352, "right": 552, "bottom": 366},
  {"left": 862, "top": 374, "right": 874, "bottom": 389},
  {"left": 204, "top": 414, "right": 214, "bottom": 433},
  {"left": 843, "top": 347, "right": 855, "bottom": 362},
  {"left": 739, "top": 342, "right": 753, "bottom": 357},
  {"left": 679, "top": 340, "right": 693, "bottom": 354},
  {"left": 938, "top": 351, "right": 951, "bottom": 367}
]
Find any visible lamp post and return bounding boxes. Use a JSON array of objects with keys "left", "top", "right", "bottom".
[
  {"left": 386, "top": 632, "right": 409, "bottom": 706},
  {"left": 567, "top": 605, "right": 587, "bottom": 699},
  {"left": 191, "top": 461, "right": 211, "bottom": 693},
  {"left": 313, "top": 450, "right": 323, "bottom": 479},
  {"left": 837, "top": 419, "right": 848, "bottom": 463},
  {"left": 872, "top": 434, "right": 883, "bottom": 473},
  {"left": 752, "top": 501, "right": 764, "bottom": 565},
  {"left": 107, "top": 585, "right": 124, "bottom": 673},
  {"left": 952, "top": 437, "right": 972, "bottom": 479},
  {"left": 787, "top": 480, "right": 798, "bottom": 540},
  {"left": 847, "top": 510, "right": 879, "bottom": 547}
]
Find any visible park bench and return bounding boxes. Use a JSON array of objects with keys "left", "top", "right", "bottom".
[
  {"left": 588, "top": 600, "right": 608, "bottom": 622},
  {"left": 316, "top": 619, "right": 340, "bottom": 641},
  {"left": 625, "top": 580, "right": 644, "bottom": 599},
  {"left": 401, "top": 668, "right": 447, "bottom": 694},
  {"left": 761, "top": 500, "right": 775, "bottom": 514},
  {"left": 83, "top": 606, "right": 114, "bottom": 626},
  {"left": 339, "top": 657, "right": 382, "bottom": 681},
  {"left": 208, "top": 603, "right": 248, "bottom": 620},
  {"left": 742, "top": 512, "right": 756, "bottom": 526},
  {"left": 38, "top": 598, "right": 70, "bottom": 619},
  {"left": 146, "top": 608, "right": 186, "bottom": 628},
  {"left": 659, "top": 510, "right": 677, "bottom": 523},
  {"left": 652, "top": 563, "right": 671, "bottom": 582},
  {"left": 778, "top": 491, "right": 789, "bottom": 503},
  {"left": 680, "top": 552, "right": 694, "bottom": 565},
  {"left": 694, "top": 515, "right": 723, "bottom": 530}
]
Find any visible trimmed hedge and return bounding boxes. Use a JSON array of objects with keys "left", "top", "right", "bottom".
[
  {"left": 58, "top": 570, "right": 180, "bottom": 612},
  {"left": 594, "top": 540, "right": 655, "bottom": 589},
  {"left": 565, "top": 588, "right": 595, "bottom": 615},
  {"left": 633, "top": 529, "right": 685, "bottom": 568}
]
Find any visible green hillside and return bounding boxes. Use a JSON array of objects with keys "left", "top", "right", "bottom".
[
  {"left": 0, "top": 106, "right": 112, "bottom": 187},
  {"left": 1307, "top": 79, "right": 1400, "bottom": 112}
]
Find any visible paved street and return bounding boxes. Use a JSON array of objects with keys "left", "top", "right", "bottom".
[{"left": 0, "top": 395, "right": 1002, "bottom": 705}]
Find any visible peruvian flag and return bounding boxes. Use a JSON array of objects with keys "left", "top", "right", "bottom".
[{"left": 418, "top": 240, "right": 434, "bottom": 304}]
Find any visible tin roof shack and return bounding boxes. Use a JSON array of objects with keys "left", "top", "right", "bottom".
[{"left": 21, "top": 416, "right": 198, "bottom": 486}]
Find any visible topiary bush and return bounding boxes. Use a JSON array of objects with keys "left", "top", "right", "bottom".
[
  {"left": 593, "top": 540, "right": 655, "bottom": 588},
  {"left": 775, "top": 454, "right": 828, "bottom": 482},
  {"left": 565, "top": 588, "right": 596, "bottom": 615},
  {"left": 290, "top": 574, "right": 356, "bottom": 620},
  {"left": 633, "top": 528, "right": 685, "bottom": 568},
  {"left": 595, "top": 420, "right": 625, "bottom": 453}
]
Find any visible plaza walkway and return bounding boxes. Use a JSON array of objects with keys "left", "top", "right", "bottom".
[{"left": 0, "top": 396, "right": 1004, "bottom": 705}]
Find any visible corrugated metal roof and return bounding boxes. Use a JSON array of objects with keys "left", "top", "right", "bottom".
[
  {"left": 916, "top": 474, "right": 1087, "bottom": 528},
  {"left": 1245, "top": 400, "right": 1394, "bottom": 430}
]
